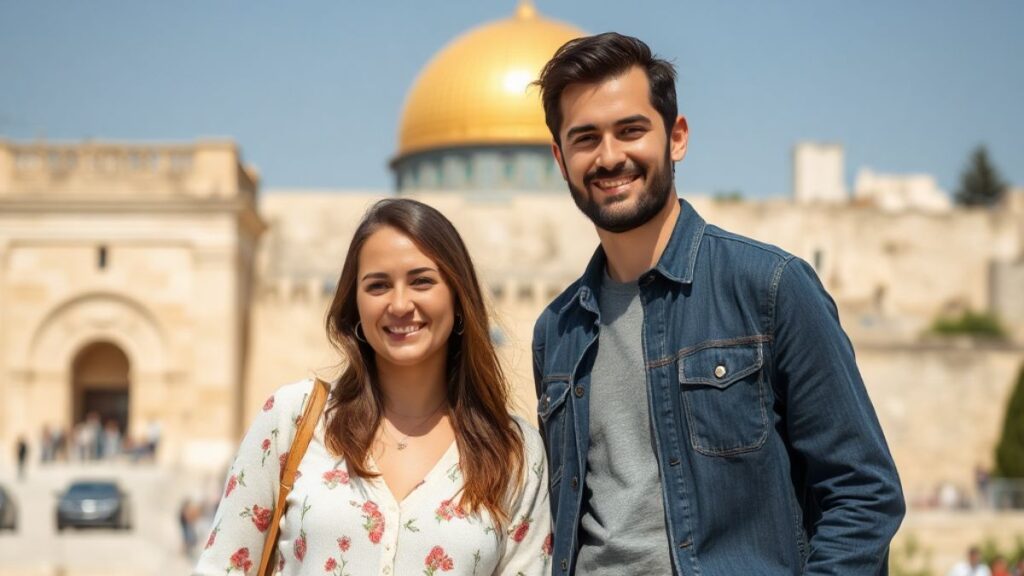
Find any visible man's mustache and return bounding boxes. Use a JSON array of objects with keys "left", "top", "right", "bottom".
[{"left": 584, "top": 162, "right": 645, "bottom": 186}]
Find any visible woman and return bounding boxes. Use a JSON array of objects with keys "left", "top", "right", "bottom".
[{"left": 195, "top": 199, "right": 551, "bottom": 575}]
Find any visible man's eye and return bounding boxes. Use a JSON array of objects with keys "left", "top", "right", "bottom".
[
  {"left": 622, "top": 126, "right": 646, "bottom": 137},
  {"left": 573, "top": 135, "right": 596, "bottom": 145}
]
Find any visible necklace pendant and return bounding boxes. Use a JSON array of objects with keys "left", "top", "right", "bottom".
[{"left": 397, "top": 441, "right": 408, "bottom": 450}]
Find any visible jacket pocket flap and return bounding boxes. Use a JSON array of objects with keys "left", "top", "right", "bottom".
[
  {"left": 679, "top": 342, "right": 763, "bottom": 389},
  {"left": 538, "top": 379, "right": 571, "bottom": 422}
]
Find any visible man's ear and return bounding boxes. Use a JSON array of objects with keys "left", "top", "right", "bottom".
[
  {"left": 551, "top": 142, "right": 568, "bottom": 181},
  {"left": 670, "top": 115, "right": 689, "bottom": 163}
]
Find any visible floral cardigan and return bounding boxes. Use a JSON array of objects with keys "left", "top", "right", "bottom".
[{"left": 193, "top": 379, "right": 552, "bottom": 576}]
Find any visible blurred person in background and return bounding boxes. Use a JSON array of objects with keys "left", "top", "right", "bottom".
[
  {"left": 101, "top": 419, "right": 122, "bottom": 460},
  {"left": 947, "top": 547, "right": 992, "bottom": 576},
  {"left": 531, "top": 32, "right": 905, "bottom": 574},
  {"left": 194, "top": 199, "right": 551, "bottom": 575},
  {"left": 992, "top": 556, "right": 1012, "bottom": 576},
  {"left": 39, "top": 424, "right": 53, "bottom": 462},
  {"left": 15, "top": 435, "right": 28, "bottom": 481},
  {"left": 145, "top": 418, "right": 161, "bottom": 460}
]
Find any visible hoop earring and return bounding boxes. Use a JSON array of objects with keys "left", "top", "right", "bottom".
[
  {"left": 454, "top": 314, "right": 465, "bottom": 336},
  {"left": 354, "top": 321, "right": 367, "bottom": 343}
]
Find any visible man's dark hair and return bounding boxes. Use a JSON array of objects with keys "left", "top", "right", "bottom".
[{"left": 534, "top": 32, "right": 677, "bottom": 146}]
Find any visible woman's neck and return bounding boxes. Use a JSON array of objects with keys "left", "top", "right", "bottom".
[{"left": 375, "top": 357, "right": 449, "bottom": 418}]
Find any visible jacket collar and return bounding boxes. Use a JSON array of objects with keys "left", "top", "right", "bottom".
[{"left": 563, "top": 198, "right": 706, "bottom": 316}]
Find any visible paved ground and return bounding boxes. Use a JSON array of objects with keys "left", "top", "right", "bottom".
[{"left": 0, "top": 462, "right": 223, "bottom": 576}]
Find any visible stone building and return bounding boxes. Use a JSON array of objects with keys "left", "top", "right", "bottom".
[{"left": 1, "top": 3, "right": 1023, "bottom": 570}]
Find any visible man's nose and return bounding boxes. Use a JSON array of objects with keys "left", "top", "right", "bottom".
[{"left": 595, "top": 136, "right": 626, "bottom": 171}]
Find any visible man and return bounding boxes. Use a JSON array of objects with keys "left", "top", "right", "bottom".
[
  {"left": 947, "top": 547, "right": 992, "bottom": 576},
  {"left": 15, "top": 435, "right": 28, "bottom": 481},
  {"left": 531, "top": 33, "right": 905, "bottom": 575}
]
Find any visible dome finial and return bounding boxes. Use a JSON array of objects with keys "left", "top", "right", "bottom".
[{"left": 515, "top": 0, "right": 537, "bottom": 20}]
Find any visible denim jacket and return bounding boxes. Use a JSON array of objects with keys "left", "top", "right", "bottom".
[{"left": 532, "top": 199, "right": 905, "bottom": 575}]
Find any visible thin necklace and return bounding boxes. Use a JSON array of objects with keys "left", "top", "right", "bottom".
[{"left": 382, "top": 400, "right": 447, "bottom": 451}]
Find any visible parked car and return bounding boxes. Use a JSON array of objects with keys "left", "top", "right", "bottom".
[
  {"left": 0, "top": 484, "right": 16, "bottom": 531},
  {"left": 56, "top": 480, "right": 130, "bottom": 531}
]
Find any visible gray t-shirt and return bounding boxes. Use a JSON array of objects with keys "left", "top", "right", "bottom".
[{"left": 576, "top": 273, "right": 672, "bottom": 574}]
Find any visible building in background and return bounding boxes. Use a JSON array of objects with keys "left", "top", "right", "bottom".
[
  {"left": 1, "top": 3, "right": 1023, "bottom": 571},
  {"left": 793, "top": 141, "right": 847, "bottom": 204}
]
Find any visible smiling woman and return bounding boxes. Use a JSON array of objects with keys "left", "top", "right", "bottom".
[{"left": 194, "top": 199, "right": 551, "bottom": 576}]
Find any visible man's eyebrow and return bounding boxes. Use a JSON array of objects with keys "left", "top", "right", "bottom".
[
  {"left": 615, "top": 114, "right": 652, "bottom": 127},
  {"left": 565, "top": 123, "right": 597, "bottom": 140},
  {"left": 565, "top": 115, "right": 653, "bottom": 140}
]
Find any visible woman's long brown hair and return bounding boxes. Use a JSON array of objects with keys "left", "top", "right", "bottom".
[{"left": 324, "top": 198, "right": 524, "bottom": 527}]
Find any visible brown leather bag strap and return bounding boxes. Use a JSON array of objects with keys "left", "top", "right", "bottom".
[{"left": 258, "top": 378, "right": 330, "bottom": 576}]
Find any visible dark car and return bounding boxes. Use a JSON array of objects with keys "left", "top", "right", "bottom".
[
  {"left": 56, "top": 480, "right": 130, "bottom": 531},
  {"left": 0, "top": 485, "right": 16, "bottom": 531}
]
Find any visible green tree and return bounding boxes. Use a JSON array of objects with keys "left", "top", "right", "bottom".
[
  {"left": 955, "top": 145, "right": 1008, "bottom": 207},
  {"left": 930, "top": 310, "right": 1006, "bottom": 339},
  {"left": 996, "top": 362, "right": 1024, "bottom": 477}
]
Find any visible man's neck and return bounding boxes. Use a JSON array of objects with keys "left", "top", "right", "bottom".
[{"left": 597, "top": 195, "right": 681, "bottom": 283}]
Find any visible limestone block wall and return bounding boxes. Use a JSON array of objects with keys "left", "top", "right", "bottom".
[
  {"left": 694, "top": 198, "right": 1023, "bottom": 340},
  {"left": 859, "top": 342, "right": 1024, "bottom": 501}
]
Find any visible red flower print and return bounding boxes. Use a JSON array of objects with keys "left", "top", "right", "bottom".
[
  {"left": 294, "top": 529, "right": 307, "bottom": 561},
  {"left": 322, "top": 469, "right": 350, "bottom": 488},
  {"left": 260, "top": 438, "right": 274, "bottom": 466},
  {"left": 350, "top": 499, "right": 385, "bottom": 544},
  {"left": 434, "top": 498, "right": 467, "bottom": 522},
  {"left": 338, "top": 536, "right": 351, "bottom": 552},
  {"left": 205, "top": 522, "right": 220, "bottom": 549},
  {"left": 228, "top": 547, "right": 253, "bottom": 574},
  {"left": 423, "top": 546, "right": 455, "bottom": 575},
  {"left": 278, "top": 451, "right": 290, "bottom": 478},
  {"left": 510, "top": 516, "right": 532, "bottom": 543},
  {"left": 263, "top": 395, "right": 275, "bottom": 411},
  {"left": 292, "top": 495, "right": 312, "bottom": 562},
  {"left": 542, "top": 532, "right": 553, "bottom": 556},
  {"left": 225, "top": 470, "right": 246, "bottom": 498},
  {"left": 324, "top": 557, "right": 337, "bottom": 571},
  {"left": 240, "top": 504, "right": 272, "bottom": 533}
]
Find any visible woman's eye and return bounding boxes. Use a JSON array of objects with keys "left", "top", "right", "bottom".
[
  {"left": 412, "top": 277, "right": 436, "bottom": 287},
  {"left": 366, "top": 282, "right": 388, "bottom": 292}
]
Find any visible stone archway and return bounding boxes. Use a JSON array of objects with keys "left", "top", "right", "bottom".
[
  {"left": 72, "top": 341, "right": 131, "bottom": 434},
  {"left": 17, "top": 293, "right": 170, "bottom": 450}
]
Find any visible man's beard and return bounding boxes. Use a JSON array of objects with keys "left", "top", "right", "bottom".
[{"left": 565, "top": 148, "right": 675, "bottom": 234}]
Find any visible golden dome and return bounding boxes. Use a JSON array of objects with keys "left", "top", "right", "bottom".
[{"left": 395, "top": 2, "right": 585, "bottom": 158}]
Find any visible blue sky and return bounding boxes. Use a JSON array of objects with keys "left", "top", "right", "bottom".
[{"left": 1, "top": 1, "right": 1021, "bottom": 198}]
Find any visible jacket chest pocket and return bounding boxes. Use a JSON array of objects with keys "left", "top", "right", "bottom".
[
  {"left": 537, "top": 379, "right": 571, "bottom": 488},
  {"left": 678, "top": 341, "right": 769, "bottom": 457}
]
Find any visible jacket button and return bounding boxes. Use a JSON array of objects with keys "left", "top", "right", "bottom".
[
  {"left": 571, "top": 476, "right": 579, "bottom": 490},
  {"left": 541, "top": 395, "right": 550, "bottom": 411},
  {"left": 574, "top": 385, "right": 584, "bottom": 397},
  {"left": 714, "top": 364, "right": 727, "bottom": 379},
  {"left": 561, "top": 558, "right": 568, "bottom": 571}
]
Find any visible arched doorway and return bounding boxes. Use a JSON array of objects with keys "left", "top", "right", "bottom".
[{"left": 72, "top": 341, "right": 130, "bottom": 434}]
